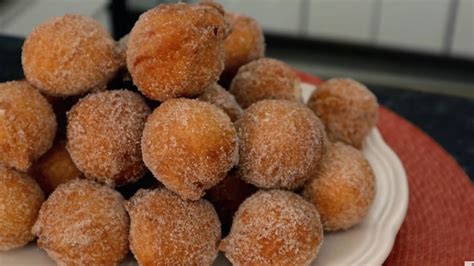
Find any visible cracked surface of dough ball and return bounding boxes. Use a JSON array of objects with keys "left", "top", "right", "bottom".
[
  {"left": 127, "top": 3, "right": 227, "bottom": 101},
  {"left": 230, "top": 58, "right": 301, "bottom": 108},
  {"left": 29, "top": 140, "right": 82, "bottom": 194},
  {"left": 32, "top": 179, "right": 129, "bottom": 265},
  {"left": 127, "top": 188, "right": 221, "bottom": 265},
  {"left": 307, "top": 78, "right": 378, "bottom": 148},
  {"left": 0, "top": 167, "right": 44, "bottom": 251},
  {"left": 198, "top": 83, "right": 242, "bottom": 122},
  {"left": 303, "top": 142, "right": 376, "bottom": 231},
  {"left": 236, "top": 100, "right": 326, "bottom": 190},
  {"left": 0, "top": 81, "right": 57, "bottom": 171},
  {"left": 22, "top": 14, "right": 121, "bottom": 96},
  {"left": 142, "top": 98, "right": 238, "bottom": 200},
  {"left": 220, "top": 190, "right": 323, "bottom": 265},
  {"left": 67, "top": 90, "right": 150, "bottom": 186},
  {"left": 220, "top": 12, "right": 265, "bottom": 84}
]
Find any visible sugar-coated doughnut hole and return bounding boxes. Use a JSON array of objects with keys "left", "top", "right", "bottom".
[
  {"left": 0, "top": 81, "right": 57, "bottom": 171},
  {"left": 141, "top": 98, "right": 239, "bottom": 200},
  {"left": 28, "top": 140, "right": 82, "bottom": 194},
  {"left": 22, "top": 14, "right": 122, "bottom": 96},
  {"left": 32, "top": 179, "right": 129, "bottom": 265},
  {"left": 303, "top": 142, "right": 376, "bottom": 231},
  {"left": 307, "top": 78, "right": 378, "bottom": 148},
  {"left": 205, "top": 169, "right": 257, "bottom": 235},
  {"left": 230, "top": 58, "right": 301, "bottom": 108},
  {"left": 220, "top": 190, "right": 323, "bottom": 265},
  {"left": 198, "top": 83, "right": 243, "bottom": 122},
  {"left": 220, "top": 12, "right": 265, "bottom": 85},
  {"left": 0, "top": 167, "right": 44, "bottom": 251},
  {"left": 67, "top": 90, "right": 150, "bottom": 187},
  {"left": 235, "top": 99, "right": 326, "bottom": 190},
  {"left": 127, "top": 3, "right": 227, "bottom": 101},
  {"left": 126, "top": 188, "right": 221, "bottom": 265}
]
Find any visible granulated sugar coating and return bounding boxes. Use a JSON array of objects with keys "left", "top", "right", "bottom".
[
  {"left": 126, "top": 188, "right": 221, "bottom": 265},
  {"left": 221, "top": 12, "right": 265, "bottom": 84},
  {"left": 127, "top": 3, "right": 227, "bottom": 101},
  {"left": 28, "top": 140, "right": 82, "bottom": 194},
  {"left": 141, "top": 98, "right": 239, "bottom": 200},
  {"left": 229, "top": 58, "right": 301, "bottom": 108},
  {"left": 67, "top": 90, "right": 150, "bottom": 187},
  {"left": 0, "top": 167, "right": 44, "bottom": 251},
  {"left": 22, "top": 14, "right": 122, "bottom": 97},
  {"left": 32, "top": 179, "right": 129, "bottom": 265},
  {"left": 307, "top": 119, "right": 330, "bottom": 178},
  {"left": 220, "top": 190, "right": 323, "bottom": 265},
  {"left": 235, "top": 100, "right": 326, "bottom": 190},
  {"left": 307, "top": 78, "right": 378, "bottom": 149},
  {"left": 198, "top": 83, "right": 243, "bottom": 122},
  {"left": 0, "top": 81, "right": 57, "bottom": 171},
  {"left": 303, "top": 142, "right": 376, "bottom": 231}
]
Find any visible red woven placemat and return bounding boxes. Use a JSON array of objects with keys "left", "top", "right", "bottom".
[{"left": 296, "top": 72, "right": 474, "bottom": 265}]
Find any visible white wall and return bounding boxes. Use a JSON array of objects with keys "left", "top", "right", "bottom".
[
  {"left": 451, "top": 0, "right": 474, "bottom": 58},
  {"left": 307, "top": 0, "right": 377, "bottom": 44},
  {"left": 0, "top": 0, "right": 110, "bottom": 37},
  {"left": 376, "top": 0, "right": 451, "bottom": 53}
]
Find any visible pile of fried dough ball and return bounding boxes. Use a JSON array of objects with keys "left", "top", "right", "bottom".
[{"left": 0, "top": 1, "right": 378, "bottom": 265}]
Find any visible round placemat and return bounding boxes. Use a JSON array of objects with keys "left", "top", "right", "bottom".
[{"left": 296, "top": 72, "right": 474, "bottom": 265}]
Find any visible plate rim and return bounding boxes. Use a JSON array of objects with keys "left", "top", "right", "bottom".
[{"left": 302, "top": 83, "right": 409, "bottom": 266}]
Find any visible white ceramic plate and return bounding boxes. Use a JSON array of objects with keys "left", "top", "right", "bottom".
[{"left": 0, "top": 83, "right": 409, "bottom": 266}]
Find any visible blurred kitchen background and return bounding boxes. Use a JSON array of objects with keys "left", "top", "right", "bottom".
[{"left": 0, "top": 0, "right": 473, "bottom": 99}]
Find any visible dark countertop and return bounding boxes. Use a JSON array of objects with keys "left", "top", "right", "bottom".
[{"left": 1, "top": 35, "right": 472, "bottom": 179}]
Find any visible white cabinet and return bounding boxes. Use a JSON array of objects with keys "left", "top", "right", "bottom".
[
  {"left": 0, "top": 0, "right": 110, "bottom": 37},
  {"left": 218, "top": 0, "right": 303, "bottom": 35},
  {"left": 451, "top": 0, "right": 474, "bottom": 58},
  {"left": 307, "top": 0, "right": 377, "bottom": 43},
  {"left": 377, "top": 0, "right": 451, "bottom": 53}
]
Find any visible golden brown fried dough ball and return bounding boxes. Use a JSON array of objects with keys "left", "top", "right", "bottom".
[
  {"left": 205, "top": 169, "right": 257, "bottom": 235},
  {"left": 67, "top": 90, "right": 150, "bottom": 186},
  {"left": 221, "top": 12, "right": 265, "bottom": 83},
  {"left": 0, "top": 81, "right": 56, "bottom": 171},
  {"left": 142, "top": 98, "right": 238, "bottom": 200},
  {"left": 22, "top": 14, "right": 121, "bottom": 96},
  {"left": 236, "top": 100, "right": 326, "bottom": 190},
  {"left": 198, "top": 83, "right": 242, "bottom": 122},
  {"left": 127, "top": 3, "right": 227, "bottom": 101},
  {"left": 220, "top": 190, "right": 323, "bottom": 265},
  {"left": 229, "top": 58, "right": 301, "bottom": 108},
  {"left": 32, "top": 179, "right": 129, "bottom": 265},
  {"left": 29, "top": 140, "right": 81, "bottom": 194},
  {"left": 126, "top": 188, "right": 221, "bottom": 265},
  {"left": 307, "top": 78, "right": 378, "bottom": 148},
  {"left": 303, "top": 142, "right": 376, "bottom": 231},
  {"left": 0, "top": 167, "right": 44, "bottom": 251}
]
